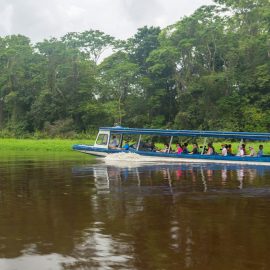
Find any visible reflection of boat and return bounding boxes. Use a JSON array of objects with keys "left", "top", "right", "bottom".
[
  {"left": 72, "top": 162, "right": 270, "bottom": 174},
  {"left": 72, "top": 163, "right": 269, "bottom": 184},
  {"left": 72, "top": 163, "right": 270, "bottom": 195},
  {"left": 73, "top": 127, "right": 270, "bottom": 165}
]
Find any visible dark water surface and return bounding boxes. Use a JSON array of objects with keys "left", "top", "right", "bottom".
[{"left": 0, "top": 153, "right": 270, "bottom": 270}]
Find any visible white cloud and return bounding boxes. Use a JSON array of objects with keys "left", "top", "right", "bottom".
[
  {"left": 0, "top": 0, "right": 213, "bottom": 42},
  {"left": 0, "top": 3, "right": 13, "bottom": 34}
]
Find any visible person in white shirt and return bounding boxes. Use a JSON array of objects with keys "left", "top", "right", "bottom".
[
  {"left": 237, "top": 146, "right": 245, "bottom": 156},
  {"left": 221, "top": 144, "right": 228, "bottom": 156},
  {"left": 109, "top": 136, "right": 118, "bottom": 148},
  {"left": 249, "top": 146, "right": 256, "bottom": 156}
]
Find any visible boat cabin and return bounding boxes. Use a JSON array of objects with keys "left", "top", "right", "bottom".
[
  {"left": 94, "top": 126, "right": 270, "bottom": 151},
  {"left": 73, "top": 126, "right": 270, "bottom": 165}
]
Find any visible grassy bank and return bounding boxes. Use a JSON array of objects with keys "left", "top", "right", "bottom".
[
  {"left": 0, "top": 138, "right": 94, "bottom": 152},
  {"left": 0, "top": 138, "right": 269, "bottom": 155}
]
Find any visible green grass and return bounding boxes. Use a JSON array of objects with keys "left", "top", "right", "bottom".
[
  {"left": 0, "top": 138, "right": 94, "bottom": 152},
  {"left": 0, "top": 138, "right": 269, "bottom": 155},
  {"left": 0, "top": 138, "right": 96, "bottom": 161}
]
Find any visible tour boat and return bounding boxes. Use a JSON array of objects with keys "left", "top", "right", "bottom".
[{"left": 72, "top": 127, "right": 270, "bottom": 165}]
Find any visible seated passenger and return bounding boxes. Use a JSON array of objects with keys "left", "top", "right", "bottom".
[
  {"left": 227, "top": 144, "right": 233, "bottom": 155},
  {"left": 139, "top": 140, "right": 148, "bottom": 150},
  {"left": 221, "top": 144, "right": 228, "bottom": 156},
  {"left": 242, "top": 144, "right": 247, "bottom": 155},
  {"left": 176, "top": 143, "right": 183, "bottom": 154},
  {"left": 182, "top": 143, "right": 189, "bottom": 154},
  {"left": 257, "top": 145, "right": 264, "bottom": 157},
  {"left": 248, "top": 146, "right": 256, "bottom": 156},
  {"left": 237, "top": 145, "right": 245, "bottom": 157},
  {"left": 109, "top": 135, "right": 118, "bottom": 148},
  {"left": 161, "top": 143, "right": 170, "bottom": 153},
  {"left": 143, "top": 141, "right": 157, "bottom": 152},
  {"left": 150, "top": 142, "right": 157, "bottom": 152},
  {"left": 206, "top": 143, "right": 214, "bottom": 155},
  {"left": 189, "top": 143, "right": 199, "bottom": 154},
  {"left": 122, "top": 141, "right": 129, "bottom": 150}
]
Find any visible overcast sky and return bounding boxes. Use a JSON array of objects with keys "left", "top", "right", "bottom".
[{"left": 0, "top": 0, "right": 213, "bottom": 42}]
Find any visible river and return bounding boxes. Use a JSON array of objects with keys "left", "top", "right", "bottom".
[{"left": 0, "top": 153, "right": 270, "bottom": 270}]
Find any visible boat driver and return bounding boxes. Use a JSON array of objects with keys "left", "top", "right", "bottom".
[{"left": 109, "top": 135, "right": 118, "bottom": 148}]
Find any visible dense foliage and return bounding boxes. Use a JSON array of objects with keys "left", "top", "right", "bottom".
[{"left": 0, "top": 0, "right": 269, "bottom": 137}]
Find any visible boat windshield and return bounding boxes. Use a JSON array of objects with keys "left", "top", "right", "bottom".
[{"left": 96, "top": 133, "right": 108, "bottom": 146}]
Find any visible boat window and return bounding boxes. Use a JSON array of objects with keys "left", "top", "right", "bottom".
[
  {"left": 122, "top": 134, "right": 139, "bottom": 149},
  {"left": 109, "top": 134, "right": 121, "bottom": 148},
  {"left": 96, "top": 134, "right": 108, "bottom": 146}
]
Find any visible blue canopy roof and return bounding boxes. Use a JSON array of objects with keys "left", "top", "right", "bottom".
[{"left": 100, "top": 127, "right": 270, "bottom": 141}]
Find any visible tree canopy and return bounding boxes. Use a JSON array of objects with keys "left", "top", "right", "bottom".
[{"left": 0, "top": 0, "right": 269, "bottom": 137}]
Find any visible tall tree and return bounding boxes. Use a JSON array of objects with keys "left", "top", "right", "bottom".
[
  {"left": 62, "top": 30, "right": 115, "bottom": 64},
  {"left": 0, "top": 35, "right": 41, "bottom": 133},
  {"left": 98, "top": 51, "right": 140, "bottom": 126}
]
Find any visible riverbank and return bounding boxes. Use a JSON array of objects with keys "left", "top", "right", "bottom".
[
  {"left": 0, "top": 138, "right": 94, "bottom": 152},
  {"left": 0, "top": 138, "right": 269, "bottom": 155}
]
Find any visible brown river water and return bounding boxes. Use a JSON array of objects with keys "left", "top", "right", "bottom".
[{"left": 0, "top": 153, "right": 270, "bottom": 270}]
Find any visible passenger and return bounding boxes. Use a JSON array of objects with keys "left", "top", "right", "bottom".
[
  {"left": 221, "top": 144, "right": 228, "bottom": 156},
  {"left": 248, "top": 146, "right": 256, "bottom": 157},
  {"left": 182, "top": 143, "right": 189, "bottom": 154},
  {"left": 227, "top": 144, "right": 233, "bottom": 155},
  {"left": 122, "top": 141, "right": 129, "bottom": 150},
  {"left": 142, "top": 140, "right": 151, "bottom": 150},
  {"left": 206, "top": 143, "right": 214, "bottom": 155},
  {"left": 189, "top": 143, "right": 199, "bottom": 154},
  {"left": 161, "top": 143, "right": 170, "bottom": 153},
  {"left": 109, "top": 135, "right": 118, "bottom": 148},
  {"left": 237, "top": 145, "right": 245, "bottom": 157},
  {"left": 242, "top": 144, "right": 246, "bottom": 155},
  {"left": 150, "top": 142, "right": 157, "bottom": 152},
  {"left": 257, "top": 145, "right": 264, "bottom": 157},
  {"left": 176, "top": 143, "right": 183, "bottom": 154},
  {"left": 160, "top": 143, "right": 169, "bottom": 153}
]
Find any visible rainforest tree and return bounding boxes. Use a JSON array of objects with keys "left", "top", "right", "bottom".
[{"left": 0, "top": 0, "right": 269, "bottom": 136}]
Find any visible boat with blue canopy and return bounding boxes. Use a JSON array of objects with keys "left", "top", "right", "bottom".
[{"left": 72, "top": 127, "right": 270, "bottom": 165}]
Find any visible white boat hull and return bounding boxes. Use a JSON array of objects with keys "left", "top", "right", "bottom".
[{"left": 75, "top": 147, "right": 270, "bottom": 166}]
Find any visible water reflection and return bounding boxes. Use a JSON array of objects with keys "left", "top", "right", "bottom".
[
  {"left": 72, "top": 162, "right": 270, "bottom": 196},
  {"left": 0, "top": 157, "right": 270, "bottom": 270}
]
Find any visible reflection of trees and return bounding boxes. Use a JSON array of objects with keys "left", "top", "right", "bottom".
[
  {"left": 84, "top": 190, "right": 270, "bottom": 270},
  {"left": 78, "top": 164, "right": 270, "bottom": 269},
  {"left": 0, "top": 161, "right": 95, "bottom": 258}
]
